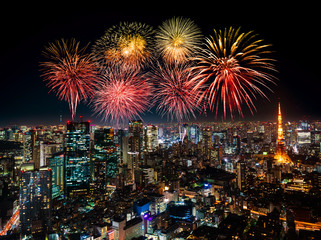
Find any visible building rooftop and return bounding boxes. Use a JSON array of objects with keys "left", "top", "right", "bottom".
[{"left": 124, "top": 217, "right": 142, "bottom": 230}]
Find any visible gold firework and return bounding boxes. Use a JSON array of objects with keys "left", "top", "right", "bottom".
[
  {"left": 93, "top": 22, "right": 154, "bottom": 71},
  {"left": 156, "top": 17, "right": 203, "bottom": 64},
  {"left": 118, "top": 34, "right": 150, "bottom": 66}
]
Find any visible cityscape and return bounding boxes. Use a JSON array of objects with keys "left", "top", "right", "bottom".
[
  {"left": 2, "top": 102, "right": 321, "bottom": 239},
  {"left": 1, "top": 3, "right": 320, "bottom": 240}
]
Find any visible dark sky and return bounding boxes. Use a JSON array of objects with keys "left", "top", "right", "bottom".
[{"left": 1, "top": 2, "right": 320, "bottom": 126}]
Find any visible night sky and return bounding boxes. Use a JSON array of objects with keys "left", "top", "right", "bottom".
[{"left": 1, "top": 3, "right": 320, "bottom": 126}]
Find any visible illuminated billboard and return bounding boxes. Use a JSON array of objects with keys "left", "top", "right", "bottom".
[{"left": 297, "top": 131, "right": 311, "bottom": 144}]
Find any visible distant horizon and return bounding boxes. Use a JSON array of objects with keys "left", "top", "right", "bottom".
[{"left": 2, "top": 113, "right": 321, "bottom": 128}]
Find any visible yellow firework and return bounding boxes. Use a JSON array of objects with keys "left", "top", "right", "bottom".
[{"left": 156, "top": 17, "right": 203, "bottom": 64}]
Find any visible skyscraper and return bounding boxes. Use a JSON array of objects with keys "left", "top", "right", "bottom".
[
  {"left": 181, "top": 124, "right": 189, "bottom": 142},
  {"left": 31, "top": 129, "right": 40, "bottom": 170},
  {"left": 128, "top": 120, "right": 143, "bottom": 161},
  {"left": 23, "top": 131, "right": 32, "bottom": 163},
  {"left": 274, "top": 102, "right": 292, "bottom": 164},
  {"left": 203, "top": 127, "right": 212, "bottom": 160},
  {"left": 117, "top": 129, "right": 129, "bottom": 164},
  {"left": 64, "top": 121, "right": 91, "bottom": 197},
  {"left": 190, "top": 124, "right": 199, "bottom": 144},
  {"left": 144, "top": 125, "right": 159, "bottom": 153},
  {"left": 20, "top": 169, "right": 52, "bottom": 236},
  {"left": 232, "top": 135, "right": 241, "bottom": 154},
  {"left": 92, "top": 127, "right": 117, "bottom": 191},
  {"left": 236, "top": 161, "right": 246, "bottom": 191},
  {"left": 49, "top": 153, "right": 65, "bottom": 198}
]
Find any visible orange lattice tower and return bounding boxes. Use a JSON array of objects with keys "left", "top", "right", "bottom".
[{"left": 275, "top": 102, "right": 292, "bottom": 164}]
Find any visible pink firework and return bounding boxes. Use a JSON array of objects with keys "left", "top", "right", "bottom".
[
  {"left": 191, "top": 27, "right": 276, "bottom": 118},
  {"left": 92, "top": 68, "right": 153, "bottom": 125},
  {"left": 152, "top": 62, "right": 204, "bottom": 122},
  {"left": 40, "top": 39, "right": 100, "bottom": 120}
]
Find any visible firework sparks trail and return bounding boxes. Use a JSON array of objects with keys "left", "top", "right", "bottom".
[
  {"left": 92, "top": 22, "right": 155, "bottom": 72},
  {"left": 40, "top": 39, "right": 100, "bottom": 120},
  {"left": 155, "top": 17, "right": 203, "bottom": 64},
  {"left": 92, "top": 67, "right": 153, "bottom": 126},
  {"left": 191, "top": 27, "right": 276, "bottom": 118},
  {"left": 152, "top": 62, "right": 204, "bottom": 122}
]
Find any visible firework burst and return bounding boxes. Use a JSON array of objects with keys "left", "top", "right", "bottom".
[
  {"left": 155, "top": 17, "right": 203, "bottom": 64},
  {"left": 191, "top": 27, "right": 276, "bottom": 118},
  {"left": 92, "top": 22, "right": 155, "bottom": 71},
  {"left": 40, "top": 39, "right": 100, "bottom": 120},
  {"left": 152, "top": 62, "right": 203, "bottom": 122},
  {"left": 92, "top": 67, "right": 153, "bottom": 125}
]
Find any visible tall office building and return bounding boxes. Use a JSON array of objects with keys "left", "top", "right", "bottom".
[
  {"left": 181, "top": 124, "right": 190, "bottom": 142},
  {"left": 203, "top": 127, "right": 212, "bottom": 160},
  {"left": 49, "top": 153, "right": 65, "bottom": 198},
  {"left": 144, "top": 125, "right": 159, "bottom": 153},
  {"left": 31, "top": 129, "right": 41, "bottom": 170},
  {"left": 190, "top": 124, "right": 199, "bottom": 144},
  {"left": 121, "top": 135, "right": 129, "bottom": 165},
  {"left": 39, "top": 142, "right": 61, "bottom": 167},
  {"left": 64, "top": 121, "right": 91, "bottom": 197},
  {"left": 92, "top": 128, "right": 117, "bottom": 191},
  {"left": 128, "top": 120, "right": 143, "bottom": 161},
  {"left": 23, "top": 131, "right": 32, "bottom": 163},
  {"left": 20, "top": 169, "right": 52, "bottom": 235},
  {"left": 236, "top": 161, "right": 246, "bottom": 191},
  {"left": 232, "top": 135, "right": 241, "bottom": 154},
  {"left": 117, "top": 129, "right": 129, "bottom": 164}
]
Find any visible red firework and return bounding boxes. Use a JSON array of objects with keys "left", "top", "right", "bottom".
[
  {"left": 152, "top": 62, "right": 203, "bottom": 122},
  {"left": 40, "top": 39, "right": 100, "bottom": 119},
  {"left": 191, "top": 27, "right": 276, "bottom": 118},
  {"left": 92, "top": 68, "right": 153, "bottom": 125}
]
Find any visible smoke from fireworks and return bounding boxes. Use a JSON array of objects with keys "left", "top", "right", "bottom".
[
  {"left": 40, "top": 39, "right": 100, "bottom": 120},
  {"left": 155, "top": 17, "right": 203, "bottom": 64},
  {"left": 191, "top": 27, "right": 276, "bottom": 118},
  {"left": 152, "top": 62, "right": 203, "bottom": 122},
  {"left": 92, "top": 22, "right": 155, "bottom": 71},
  {"left": 92, "top": 68, "right": 153, "bottom": 125}
]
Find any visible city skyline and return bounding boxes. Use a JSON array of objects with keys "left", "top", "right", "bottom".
[
  {"left": 1, "top": 3, "right": 320, "bottom": 126},
  {"left": 2, "top": 4, "right": 321, "bottom": 239},
  {"left": 2, "top": 101, "right": 321, "bottom": 238}
]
